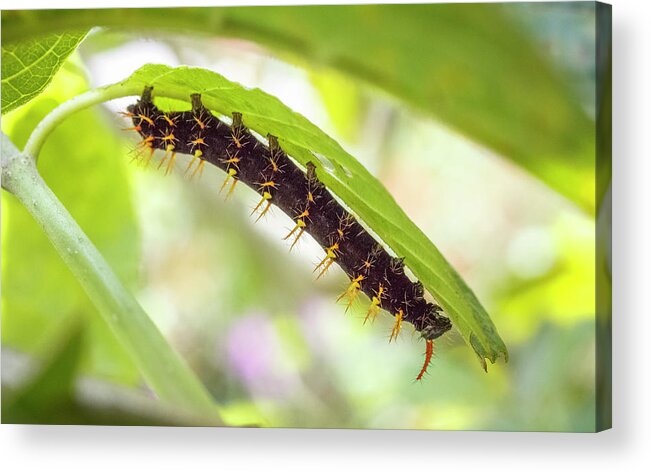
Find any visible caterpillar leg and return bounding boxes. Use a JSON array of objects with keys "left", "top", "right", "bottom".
[
  {"left": 157, "top": 131, "right": 177, "bottom": 174},
  {"left": 337, "top": 275, "right": 364, "bottom": 313},
  {"left": 314, "top": 243, "right": 339, "bottom": 279},
  {"left": 184, "top": 149, "right": 204, "bottom": 178},
  {"left": 226, "top": 178, "right": 238, "bottom": 199},
  {"left": 283, "top": 221, "right": 306, "bottom": 251},
  {"left": 158, "top": 153, "right": 168, "bottom": 170},
  {"left": 389, "top": 309, "right": 403, "bottom": 343},
  {"left": 190, "top": 158, "right": 206, "bottom": 179},
  {"left": 164, "top": 151, "right": 177, "bottom": 175},
  {"left": 142, "top": 147, "right": 155, "bottom": 167},
  {"left": 157, "top": 145, "right": 177, "bottom": 175},
  {"left": 252, "top": 180, "right": 277, "bottom": 222},
  {"left": 220, "top": 168, "right": 238, "bottom": 195},
  {"left": 134, "top": 136, "right": 155, "bottom": 167},
  {"left": 283, "top": 209, "right": 309, "bottom": 251},
  {"left": 219, "top": 152, "right": 241, "bottom": 196},
  {"left": 129, "top": 141, "right": 150, "bottom": 165},
  {"left": 255, "top": 201, "right": 272, "bottom": 222},
  {"left": 363, "top": 285, "right": 384, "bottom": 324},
  {"left": 283, "top": 222, "right": 305, "bottom": 251},
  {"left": 315, "top": 258, "right": 335, "bottom": 279},
  {"left": 251, "top": 191, "right": 272, "bottom": 222}
]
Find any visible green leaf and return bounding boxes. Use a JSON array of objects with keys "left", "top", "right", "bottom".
[
  {"left": 2, "top": 64, "right": 141, "bottom": 385},
  {"left": 1, "top": 5, "right": 595, "bottom": 211},
  {"left": 3, "top": 321, "right": 85, "bottom": 424},
  {"left": 1, "top": 30, "right": 87, "bottom": 114},
  {"left": 109, "top": 64, "right": 507, "bottom": 367},
  {"left": 310, "top": 68, "right": 365, "bottom": 143}
]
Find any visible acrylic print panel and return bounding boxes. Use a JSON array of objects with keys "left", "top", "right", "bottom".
[{"left": 0, "top": 2, "right": 611, "bottom": 431}]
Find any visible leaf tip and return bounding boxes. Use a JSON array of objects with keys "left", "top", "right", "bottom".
[{"left": 470, "top": 332, "right": 508, "bottom": 372}]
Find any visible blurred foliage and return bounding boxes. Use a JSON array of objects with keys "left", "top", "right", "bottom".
[
  {"left": 3, "top": 320, "right": 85, "bottom": 424},
  {"left": 1, "top": 31, "right": 87, "bottom": 114},
  {"left": 2, "top": 324, "right": 221, "bottom": 426},
  {"left": 2, "top": 4, "right": 595, "bottom": 212},
  {"left": 1, "top": 4, "right": 601, "bottom": 431},
  {"left": 2, "top": 61, "right": 141, "bottom": 385},
  {"left": 310, "top": 69, "right": 366, "bottom": 143}
]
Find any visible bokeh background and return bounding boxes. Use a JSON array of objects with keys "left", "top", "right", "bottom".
[{"left": 2, "top": 3, "right": 601, "bottom": 431}]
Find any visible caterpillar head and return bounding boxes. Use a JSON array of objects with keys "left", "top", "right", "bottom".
[{"left": 419, "top": 305, "right": 452, "bottom": 340}]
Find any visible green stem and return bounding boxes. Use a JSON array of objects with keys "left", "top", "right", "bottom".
[
  {"left": 2, "top": 134, "right": 222, "bottom": 423},
  {"left": 24, "top": 84, "right": 142, "bottom": 159},
  {"left": 23, "top": 83, "right": 204, "bottom": 159}
]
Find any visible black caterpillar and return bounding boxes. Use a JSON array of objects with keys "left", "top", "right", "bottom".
[{"left": 125, "top": 86, "right": 452, "bottom": 379}]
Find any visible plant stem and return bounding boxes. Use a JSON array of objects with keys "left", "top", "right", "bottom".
[
  {"left": 2, "top": 134, "right": 222, "bottom": 423},
  {"left": 24, "top": 84, "right": 142, "bottom": 159}
]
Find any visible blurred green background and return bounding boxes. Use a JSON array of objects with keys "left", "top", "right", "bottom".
[{"left": 2, "top": 3, "right": 600, "bottom": 431}]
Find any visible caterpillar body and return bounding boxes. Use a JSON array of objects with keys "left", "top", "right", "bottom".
[{"left": 126, "top": 86, "right": 452, "bottom": 380}]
